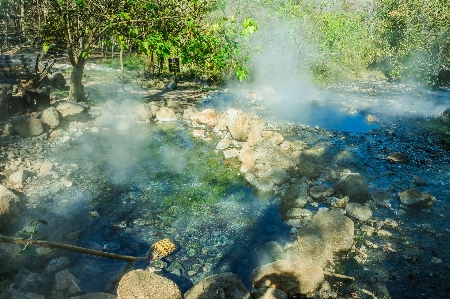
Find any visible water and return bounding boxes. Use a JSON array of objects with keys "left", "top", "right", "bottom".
[{"left": 36, "top": 122, "right": 291, "bottom": 295}]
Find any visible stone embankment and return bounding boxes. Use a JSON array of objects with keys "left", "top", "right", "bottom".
[{"left": 0, "top": 85, "right": 439, "bottom": 298}]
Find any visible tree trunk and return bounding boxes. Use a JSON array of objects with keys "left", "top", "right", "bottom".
[
  {"left": 69, "top": 59, "right": 86, "bottom": 102},
  {"left": 120, "top": 49, "right": 124, "bottom": 80}
]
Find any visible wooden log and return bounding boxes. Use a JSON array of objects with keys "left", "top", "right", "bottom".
[{"left": 0, "top": 54, "right": 39, "bottom": 80}]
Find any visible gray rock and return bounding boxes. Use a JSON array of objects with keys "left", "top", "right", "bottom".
[
  {"left": 50, "top": 73, "right": 66, "bottom": 88},
  {"left": 55, "top": 269, "right": 81, "bottom": 294},
  {"left": 345, "top": 202, "right": 372, "bottom": 221},
  {"left": 2, "top": 288, "right": 45, "bottom": 299},
  {"left": 285, "top": 234, "right": 334, "bottom": 268},
  {"left": 399, "top": 189, "right": 436, "bottom": 207},
  {"left": 333, "top": 173, "right": 368, "bottom": 204},
  {"left": 309, "top": 184, "right": 334, "bottom": 199},
  {"left": 56, "top": 102, "right": 86, "bottom": 117},
  {"left": 11, "top": 116, "right": 43, "bottom": 137},
  {"left": 135, "top": 103, "right": 153, "bottom": 121},
  {"left": 328, "top": 196, "right": 349, "bottom": 208},
  {"left": 185, "top": 272, "right": 251, "bottom": 299},
  {"left": 307, "top": 209, "right": 355, "bottom": 252},
  {"left": 387, "top": 152, "right": 408, "bottom": 163},
  {"left": 285, "top": 208, "right": 313, "bottom": 219},
  {"left": 0, "top": 185, "right": 20, "bottom": 234},
  {"left": 71, "top": 293, "right": 116, "bottom": 299},
  {"left": 46, "top": 256, "right": 71, "bottom": 272},
  {"left": 41, "top": 107, "right": 60, "bottom": 128}
]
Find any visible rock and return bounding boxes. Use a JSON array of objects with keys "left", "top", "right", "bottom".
[
  {"left": 399, "top": 189, "right": 436, "bottom": 207},
  {"left": 246, "top": 129, "right": 284, "bottom": 147},
  {"left": 46, "top": 256, "right": 71, "bottom": 272},
  {"left": 245, "top": 169, "right": 274, "bottom": 194},
  {"left": 223, "top": 149, "right": 240, "bottom": 159},
  {"left": 328, "top": 196, "right": 349, "bottom": 208},
  {"left": 226, "top": 109, "right": 264, "bottom": 142},
  {"left": 117, "top": 270, "right": 182, "bottom": 299},
  {"left": 345, "top": 203, "right": 372, "bottom": 221},
  {"left": 183, "top": 106, "right": 198, "bottom": 120},
  {"left": 50, "top": 72, "right": 66, "bottom": 88},
  {"left": 252, "top": 260, "right": 324, "bottom": 296},
  {"left": 55, "top": 269, "right": 81, "bottom": 293},
  {"left": 56, "top": 102, "right": 86, "bottom": 117},
  {"left": 216, "top": 138, "right": 232, "bottom": 150},
  {"left": 333, "top": 173, "right": 368, "bottom": 204},
  {"left": 294, "top": 161, "right": 323, "bottom": 179},
  {"left": 9, "top": 169, "right": 28, "bottom": 184},
  {"left": 2, "top": 288, "right": 45, "bottom": 299},
  {"left": 39, "top": 161, "right": 53, "bottom": 175},
  {"left": 307, "top": 209, "right": 354, "bottom": 252},
  {"left": 11, "top": 116, "right": 43, "bottom": 137},
  {"left": 252, "top": 287, "right": 288, "bottom": 299},
  {"left": 135, "top": 103, "right": 153, "bottom": 121},
  {"left": 369, "top": 191, "right": 392, "bottom": 208},
  {"left": 278, "top": 183, "right": 309, "bottom": 220},
  {"left": 270, "top": 167, "right": 290, "bottom": 185},
  {"left": 41, "top": 107, "right": 60, "bottom": 128},
  {"left": 71, "top": 293, "right": 116, "bottom": 299},
  {"left": 387, "top": 152, "right": 407, "bottom": 163},
  {"left": 0, "top": 185, "right": 20, "bottom": 233},
  {"left": 191, "top": 108, "right": 218, "bottom": 127},
  {"left": 285, "top": 234, "right": 333, "bottom": 268},
  {"left": 309, "top": 184, "right": 334, "bottom": 199},
  {"left": 155, "top": 107, "right": 177, "bottom": 122},
  {"left": 439, "top": 108, "right": 450, "bottom": 122},
  {"left": 285, "top": 208, "right": 312, "bottom": 220},
  {"left": 184, "top": 272, "right": 251, "bottom": 299}
]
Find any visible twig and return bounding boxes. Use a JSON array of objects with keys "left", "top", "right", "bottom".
[
  {"left": 0, "top": 235, "right": 148, "bottom": 262},
  {"left": 323, "top": 270, "right": 355, "bottom": 281}
]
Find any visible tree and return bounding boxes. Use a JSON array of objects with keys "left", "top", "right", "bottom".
[{"left": 41, "top": 0, "right": 131, "bottom": 101}]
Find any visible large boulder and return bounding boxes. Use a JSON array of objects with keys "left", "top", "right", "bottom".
[
  {"left": 306, "top": 209, "right": 354, "bottom": 252},
  {"left": 184, "top": 272, "right": 251, "bottom": 299},
  {"left": 11, "top": 116, "right": 43, "bottom": 137},
  {"left": 226, "top": 109, "right": 264, "bottom": 142},
  {"left": 56, "top": 102, "right": 86, "bottom": 118},
  {"left": 191, "top": 108, "right": 218, "bottom": 127},
  {"left": 0, "top": 185, "right": 21, "bottom": 234},
  {"left": 71, "top": 293, "right": 116, "bottom": 299},
  {"left": 252, "top": 260, "right": 324, "bottom": 296},
  {"left": 285, "top": 234, "right": 333, "bottom": 268},
  {"left": 252, "top": 288, "right": 288, "bottom": 299},
  {"left": 333, "top": 173, "right": 368, "bottom": 204},
  {"left": 155, "top": 107, "right": 177, "bottom": 122},
  {"left": 135, "top": 103, "right": 153, "bottom": 121},
  {"left": 41, "top": 106, "right": 60, "bottom": 128},
  {"left": 50, "top": 73, "right": 67, "bottom": 88},
  {"left": 278, "top": 183, "right": 310, "bottom": 220},
  {"left": 399, "top": 189, "right": 436, "bottom": 207},
  {"left": 117, "top": 270, "right": 182, "bottom": 299}
]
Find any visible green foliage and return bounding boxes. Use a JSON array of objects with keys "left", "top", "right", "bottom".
[{"left": 371, "top": 0, "right": 450, "bottom": 85}]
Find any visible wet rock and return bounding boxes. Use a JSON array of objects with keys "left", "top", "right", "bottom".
[
  {"left": 216, "top": 138, "right": 232, "bottom": 150},
  {"left": 333, "top": 173, "right": 368, "bottom": 204},
  {"left": 135, "top": 103, "right": 153, "bottom": 121},
  {"left": 387, "top": 152, "right": 408, "bottom": 163},
  {"left": 252, "top": 259, "right": 324, "bottom": 296},
  {"left": 252, "top": 287, "right": 288, "bottom": 299},
  {"left": 117, "top": 270, "right": 182, "bottom": 299},
  {"left": 185, "top": 272, "right": 251, "bottom": 299},
  {"left": 39, "top": 161, "right": 53, "bottom": 175},
  {"left": 285, "top": 208, "right": 312, "bottom": 220},
  {"left": 399, "top": 189, "right": 436, "bottom": 207},
  {"left": 155, "top": 107, "right": 177, "bottom": 122},
  {"left": 46, "top": 256, "right": 71, "bottom": 272},
  {"left": 56, "top": 102, "right": 86, "bottom": 117},
  {"left": 285, "top": 234, "right": 333, "bottom": 268},
  {"left": 345, "top": 203, "right": 372, "bottom": 222},
  {"left": 264, "top": 241, "right": 286, "bottom": 261},
  {"left": 50, "top": 73, "right": 66, "bottom": 88},
  {"left": 278, "top": 183, "right": 310, "bottom": 220},
  {"left": 41, "top": 107, "right": 60, "bottom": 128},
  {"left": 226, "top": 109, "right": 264, "bottom": 142},
  {"left": 223, "top": 149, "right": 239, "bottom": 159},
  {"left": 328, "top": 196, "right": 349, "bottom": 208},
  {"left": 2, "top": 288, "right": 45, "bottom": 299},
  {"left": 191, "top": 108, "right": 218, "bottom": 127},
  {"left": 369, "top": 191, "right": 392, "bottom": 208},
  {"left": 270, "top": 167, "right": 290, "bottom": 185},
  {"left": 11, "top": 116, "right": 43, "bottom": 137},
  {"left": 245, "top": 170, "right": 274, "bottom": 193},
  {"left": 54, "top": 269, "right": 82, "bottom": 293},
  {"left": 71, "top": 293, "right": 116, "bottom": 299},
  {"left": 294, "top": 161, "right": 323, "bottom": 179},
  {"left": 309, "top": 184, "right": 334, "bottom": 200},
  {"left": 307, "top": 209, "right": 354, "bottom": 252}
]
